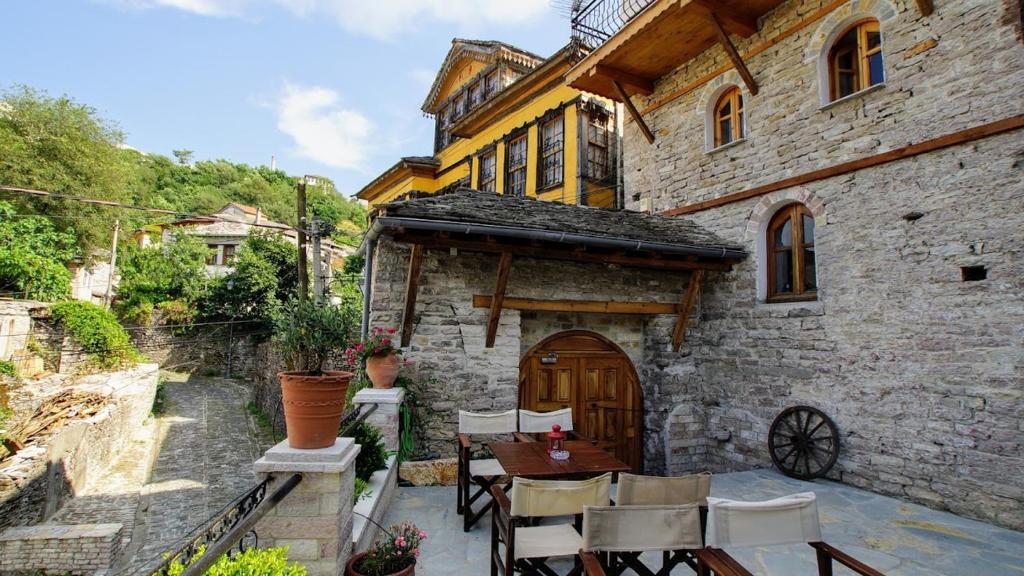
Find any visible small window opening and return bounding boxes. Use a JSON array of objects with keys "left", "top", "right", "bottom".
[{"left": 961, "top": 266, "right": 987, "bottom": 282}]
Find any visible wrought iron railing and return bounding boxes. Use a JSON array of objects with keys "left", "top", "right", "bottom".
[{"left": 570, "top": 0, "right": 656, "bottom": 49}]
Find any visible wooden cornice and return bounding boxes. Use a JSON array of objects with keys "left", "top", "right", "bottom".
[{"left": 473, "top": 295, "right": 680, "bottom": 315}]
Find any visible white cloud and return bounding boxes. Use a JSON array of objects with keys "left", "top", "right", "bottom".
[
  {"left": 102, "top": 0, "right": 551, "bottom": 39},
  {"left": 275, "top": 83, "right": 374, "bottom": 172}
]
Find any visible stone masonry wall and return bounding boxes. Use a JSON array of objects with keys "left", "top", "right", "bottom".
[
  {"left": 621, "top": 0, "right": 1024, "bottom": 528},
  {"left": 0, "top": 523, "right": 122, "bottom": 576},
  {"left": 369, "top": 236, "right": 701, "bottom": 472}
]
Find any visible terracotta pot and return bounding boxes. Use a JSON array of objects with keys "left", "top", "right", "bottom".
[
  {"left": 345, "top": 552, "right": 415, "bottom": 576},
  {"left": 278, "top": 370, "right": 353, "bottom": 449},
  {"left": 366, "top": 351, "right": 400, "bottom": 389}
]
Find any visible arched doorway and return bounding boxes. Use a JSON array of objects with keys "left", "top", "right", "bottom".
[{"left": 519, "top": 331, "right": 644, "bottom": 473}]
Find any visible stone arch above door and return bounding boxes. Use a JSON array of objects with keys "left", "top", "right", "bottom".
[{"left": 519, "top": 330, "right": 644, "bottom": 473}]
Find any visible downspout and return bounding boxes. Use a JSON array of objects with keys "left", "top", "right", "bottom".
[{"left": 360, "top": 238, "right": 375, "bottom": 338}]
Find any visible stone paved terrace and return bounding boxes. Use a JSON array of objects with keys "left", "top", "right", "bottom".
[{"left": 384, "top": 469, "right": 1024, "bottom": 575}]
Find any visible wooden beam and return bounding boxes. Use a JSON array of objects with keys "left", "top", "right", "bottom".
[
  {"left": 662, "top": 114, "right": 1024, "bottom": 217},
  {"left": 390, "top": 232, "right": 736, "bottom": 272},
  {"left": 593, "top": 65, "right": 654, "bottom": 96},
  {"left": 707, "top": 11, "right": 759, "bottom": 95},
  {"left": 671, "top": 270, "right": 704, "bottom": 352},
  {"left": 693, "top": 0, "right": 758, "bottom": 36},
  {"left": 400, "top": 244, "right": 424, "bottom": 347},
  {"left": 473, "top": 295, "right": 679, "bottom": 315},
  {"left": 612, "top": 80, "right": 656, "bottom": 144},
  {"left": 915, "top": 0, "right": 934, "bottom": 16},
  {"left": 485, "top": 252, "right": 513, "bottom": 348}
]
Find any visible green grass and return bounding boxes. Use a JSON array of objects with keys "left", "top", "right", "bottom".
[
  {"left": 150, "top": 379, "right": 168, "bottom": 416},
  {"left": 246, "top": 401, "right": 276, "bottom": 438}
]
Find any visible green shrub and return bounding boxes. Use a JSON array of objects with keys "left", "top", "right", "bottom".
[
  {"left": 50, "top": 301, "right": 140, "bottom": 370},
  {"left": 166, "top": 545, "right": 306, "bottom": 576},
  {"left": 0, "top": 360, "right": 16, "bottom": 378},
  {"left": 271, "top": 300, "right": 359, "bottom": 374},
  {"left": 351, "top": 421, "right": 387, "bottom": 482},
  {"left": 115, "top": 234, "right": 210, "bottom": 324},
  {"left": 354, "top": 477, "right": 371, "bottom": 505}
]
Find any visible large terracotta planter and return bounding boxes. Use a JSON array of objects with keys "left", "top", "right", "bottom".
[
  {"left": 278, "top": 370, "right": 353, "bottom": 449},
  {"left": 366, "top": 351, "right": 399, "bottom": 389},
  {"left": 345, "top": 552, "right": 415, "bottom": 576}
]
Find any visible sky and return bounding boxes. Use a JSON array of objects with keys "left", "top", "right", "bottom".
[{"left": 1, "top": 1, "right": 572, "bottom": 197}]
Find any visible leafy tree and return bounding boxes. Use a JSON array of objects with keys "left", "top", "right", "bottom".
[
  {"left": 0, "top": 201, "right": 76, "bottom": 301},
  {"left": 172, "top": 149, "right": 194, "bottom": 166},
  {"left": 115, "top": 233, "right": 211, "bottom": 323},
  {"left": 204, "top": 231, "right": 298, "bottom": 323},
  {"left": 51, "top": 301, "right": 140, "bottom": 370}
]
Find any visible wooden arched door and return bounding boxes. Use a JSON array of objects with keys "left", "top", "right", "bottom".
[{"left": 519, "top": 331, "right": 643, "bottom": 473}]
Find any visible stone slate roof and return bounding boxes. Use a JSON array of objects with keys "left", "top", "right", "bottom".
[{"left": 376, "top": 190, "right": 744, "bottom": 254}]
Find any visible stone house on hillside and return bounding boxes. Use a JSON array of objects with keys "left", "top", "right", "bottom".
[{"left": 361, "top": 0, "right": 1024, "bottom": 532}]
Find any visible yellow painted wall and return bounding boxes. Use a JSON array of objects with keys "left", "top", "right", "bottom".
[{"left": 436, "top": 59, "right": 490, "bottom": 104}]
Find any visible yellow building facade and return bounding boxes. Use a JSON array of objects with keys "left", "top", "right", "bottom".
[{"left": 357, "top": 40, "right": 620, "bottom": 209}]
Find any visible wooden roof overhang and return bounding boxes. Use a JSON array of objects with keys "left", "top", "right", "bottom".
[
  {"left": 355, "top": 157, "right": 439, "bottom": 201},
  {"left": 361, "top": 214, "right": 745, "bottom": 351},
  {"left": 566, "top": 0, "right": 786, "bottom": 143}
]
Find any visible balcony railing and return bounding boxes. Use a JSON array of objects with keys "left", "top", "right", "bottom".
[{"left": 570, "top": 0, "right": 655, "bottom": 49}]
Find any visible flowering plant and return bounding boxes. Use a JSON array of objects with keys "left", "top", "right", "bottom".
[
  {"left": 353, "top": 522, "right": 426, "bottom": 575},
  {"left": 344, "top": 327, "right": 401, "bottom": 365}
]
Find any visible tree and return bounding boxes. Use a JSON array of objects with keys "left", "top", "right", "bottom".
[
  {"left": 172, "top": 149, "right": 194, "bottom": 166},
  {"left": 204, "top": 231, "right": 299, "bottom": 324},
  {"left": 0, "top": 85, "right": 134, "bottom": 256},
  {"left": 0, "top": 201, "right": 76, "bottom": 301},
  {"left": 115, "top": 232, "right": 211, "bottom": 323}
]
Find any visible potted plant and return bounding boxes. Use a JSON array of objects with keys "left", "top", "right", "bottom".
[
  {"left": 345, "top": 327, "right": 401, "bottom": 389},
  {"left": 273, "top": 300, "right": 357, "bottom": 449},
  {"left": 346, "top": 522, "right": 426, "bottom": 576}
]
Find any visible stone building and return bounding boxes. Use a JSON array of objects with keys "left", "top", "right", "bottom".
[{"left": 558, "top": 0, "right": 1023, "bottom": 529}]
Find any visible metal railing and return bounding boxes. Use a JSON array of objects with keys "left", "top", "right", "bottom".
[{"left": 571, "top": 0, "right": 656, "bottom": 49}]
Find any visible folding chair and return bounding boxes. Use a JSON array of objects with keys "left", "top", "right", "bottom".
[
  {"left": 491, "top": 473, "right": 612, "bottom": 576},
  {"left": 579, "top": 504, "right": 704, "bottom": 576},
  {"left": 517, "top": 408, "right": 580, "bottom": 442},
  {"left": 458, "top": 409, "right": 518, "bottom": 532},
  {"left": 614, "top": 471, "right": 712, "bottom": 572},
  {"left": 697, "top": 492, "right": 886, "bottom": 576}
]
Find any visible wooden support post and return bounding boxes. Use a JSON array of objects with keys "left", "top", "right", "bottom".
[
  {"left": 707, "top": 12, "right": 759, "bottom": 95},
  {"left": 400, "top": 244, "right": 424, "bottom": 347},
  {"left": 296, "top": 181, "right": 309, "bottom": 303},
  {"left": 671, "top": 270, "right": 704, "bottom": 352},
  {"left": 485, "top": 252, "right": 513, "bottom": 348},
  {"left": 915, "top": 0, "right": 933, "bottom": 16},
  {"left": 612, "top": 80, "right": 656, "bottom": 144}
]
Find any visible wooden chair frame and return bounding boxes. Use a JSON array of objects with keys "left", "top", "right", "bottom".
[
  {"left": 580, "top": 550, "right": 699, "bottom": 576},
  {"left": 695, "top": 542, "right": 886, "bottom": 576},
  {"left": 458, "top": 433, "right": 510, "bottom": 532},
  {"left": 491, "top": 485, "right": 585, "bottom": 576}
]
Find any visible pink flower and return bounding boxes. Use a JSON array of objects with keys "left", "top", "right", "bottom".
[
  {"left": 418, "top": 531, "right": 428, "bottom": 540},
  {"left": 395, "top": 537, "right": 406, "bottom": 547},
  {"left": 355, "top": 344, "right": 364, "bottom": 352},
  {"left": 413, "top": 548, "right": 420, "bottom": 557},
  {"left": 381, "top": 338, "right": 391, "bottom": 346},
  {"left": 387, "top": 327, "right": 396, "bottom": 334}
]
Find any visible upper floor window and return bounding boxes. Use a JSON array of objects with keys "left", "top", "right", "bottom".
[
  {"left": 539, "top": 115, "right": 564, "bottom": 189},
  {"left": 485, "top": 71, "right": 499, "bottom": 98},
  {"left": 206, "top": 244, "right": 219, "bottom": 265},
  {"left": 222, "top": 244, "right": 237, "bottom": 265},
  {"left": 505, "top": 135, "right": 528, "bottom": 197},
  {"left": 714, "top": 87, "right": 744, "bottom": 148},
  {"left": 478, "top": 150, "right": 497, "bottom": 192},
  {"left": 452, "top": 93, "right": 467, "bottom": 119},
  {"left": 586, "top": 112, "right": 610, "bottom": 181},
  {"left": 469, "top": 81, "right": 483, "bottom": 108},
  {"left": 767, "top": 204, "right": 816, "bottom": 302},
  {"left": 829, "top": 19, "right": 883, "bottom": 101},
  {"left": 436, "top": 105, "right": 451, "bottom": 150}
]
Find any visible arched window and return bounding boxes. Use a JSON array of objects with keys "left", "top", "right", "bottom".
[
  {"left": 828, "top": 19, "right": 883, "bottom": 101},
  {"left": 766, "top": 204, "right": 817, "bottom": 301},
  {"left": 713, "top": 87, "right": 744, "bottom": 148}
]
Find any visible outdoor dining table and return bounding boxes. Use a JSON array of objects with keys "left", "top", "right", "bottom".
[{"left": 490, "top": 440, "right": 632, "bottom": 479}]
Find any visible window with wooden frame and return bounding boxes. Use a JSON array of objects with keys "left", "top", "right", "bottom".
[
  {"left": 766, "top": 204, "right": 817, "bottom": 302},
  {"left": 485, "top": 71, "right": 500, "bottom": 98},
  {"left": 452, "top": 92, "right": 467, "bottom": 119},
  {"left": 586, "top": 111, "right": 610, "bottom": 181},
  {"left": 478, "top": 150, "right": 497, "bottom": 192},
  {"left": 206, "top": 244, "right": 219, "bottom": 265},
  {"left": 829, "top": 19, "right": 883, "bottom": 101},
  {"left": 538, "top": 114, "right": 564, "bottom": 189},
  {"left": 505, "top": 134, "right": 528, "bottom": 197},
  {"left": 436, "top": 105, "right": 450, "bottom": 150},
  {"left": 221, "top": 244, "right": 236, "bottom": 265},
  {"left": 469, "top": 81, "right": 483, "bottom": 109},
  {"left": 713, "top": 87, "right": 744, "bottom": 148}
]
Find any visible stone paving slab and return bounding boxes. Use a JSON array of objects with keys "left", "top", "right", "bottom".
[{"left": 383, "top": 469, "right": 1024, "bottom": 576}]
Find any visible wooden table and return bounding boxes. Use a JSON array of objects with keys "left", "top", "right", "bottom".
[{"left": 490, "top": 440, "right": 631, "bottom": 479}]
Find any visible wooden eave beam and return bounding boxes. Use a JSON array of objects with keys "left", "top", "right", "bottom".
[
  {"left": 671, "top": 269, "right": 704, "bottom": 352},
  {"left": 473, "top": 295, "right": 680, "bottom": 315},
  {"left": 485, "top": 252, "right": 513, "bottom": 348},
  {"left": 593, "top": 65, "right": 654, "bottom": 96},
  {"left": 692, "top": 0, "right": 759, "bottom": 37},
  {"left": 400, "top": 244, "right": 424, "bottom": 347},
  {"left": 390, "top": 231, "right": 736, "bottom": 272},
  {"left": 612, "top": 80, "right": 656, "bottom": 144},
  {"left": 707, "top": 12, "right": 760, "bottom": 95},
  {"left": 915, "top": 0, "right": 933, "bottom": 16}
]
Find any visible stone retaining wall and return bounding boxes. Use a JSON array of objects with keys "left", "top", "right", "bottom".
[{"left": 0, "top": 523, "right": 122, "bottom": 576}]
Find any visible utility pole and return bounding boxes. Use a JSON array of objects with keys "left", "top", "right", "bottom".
[
  {"left": 311, "top": 219, "right": 324, "bottom": 305},
  {"left": 296, "top": 180, "right": 309, "bottom": 303},
  {"left": 104, "top": 220, "right": 120, "bottom": 309}
]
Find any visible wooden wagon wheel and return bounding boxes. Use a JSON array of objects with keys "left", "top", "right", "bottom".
[{"left": 769, "top": 405, "right": 839, "bottom": 480}]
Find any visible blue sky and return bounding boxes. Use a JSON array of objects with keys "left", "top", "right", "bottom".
[{"left": 2, "top": 1, "right": 571, "bottom": 197}]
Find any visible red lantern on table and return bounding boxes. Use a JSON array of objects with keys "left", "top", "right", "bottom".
[{"left": 548, "top": 424, "right": 569, "bottom": 460}]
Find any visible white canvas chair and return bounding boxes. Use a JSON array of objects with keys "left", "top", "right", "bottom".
[
  {"left": 519, "top": 408, "right": 575, "bottom": 433},
  {"left": 458, "top": 409, "right": 518, "bottom": 532},
  {"left": 579, "top": 504, "right": 704, "bottom": 576},
  {"left": 491, "top": 473, "right": 612, "bottom": 576},
  {"left": 697, "top": 492, "right": 885, "bottom": 576}
]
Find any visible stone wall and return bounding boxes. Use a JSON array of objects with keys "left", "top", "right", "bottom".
[
  {"left": 0, "top": 364, "right": 159, "bottom": 530},
  {"left": 0, "top": 523, "right": 122, "bottom": 576},
  {"left": 621, "top": 0, "right": 1024, "bottom": 528},
  {"left": 368, "top": 236, "right": 701, "bottom": 471},
  {"left": 126, "top": 319, "right": 265, "bottom": 377}
]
